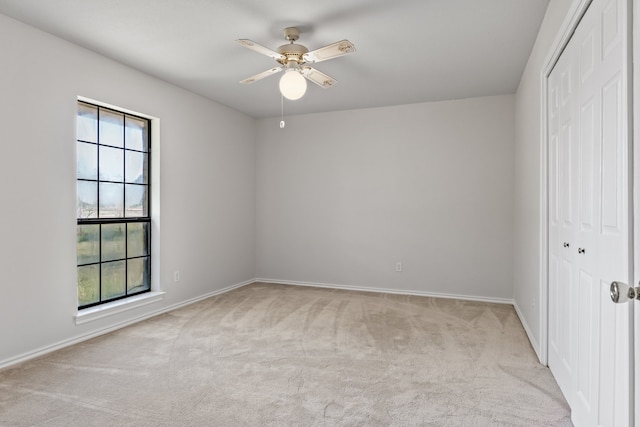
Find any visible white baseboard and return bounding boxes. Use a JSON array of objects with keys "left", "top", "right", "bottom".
[
  {"left": 255, "top": 278, "right": 515, "bottom": 305},
  {"left": 0, "top": 279, "right": 254, "bottom": 371},
  {"left": 513, "top": 300, "right": 542, "bottom": 363}
]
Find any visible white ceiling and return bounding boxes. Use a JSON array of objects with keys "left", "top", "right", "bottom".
[{"left": 0, "top": 0, "right": 549, "bottom": 118}]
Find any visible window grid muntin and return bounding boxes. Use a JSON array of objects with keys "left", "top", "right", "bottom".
[{"left": 77, "top": 101, "right": 151, "bottom": 309}]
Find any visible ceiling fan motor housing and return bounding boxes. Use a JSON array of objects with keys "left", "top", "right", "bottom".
[{"left": 277, "top": 43, "right": 308, "bottom": 64}]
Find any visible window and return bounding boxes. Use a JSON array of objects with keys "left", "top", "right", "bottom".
[{"left": 76, "top": 101, "right": 151, "bottom": 309}]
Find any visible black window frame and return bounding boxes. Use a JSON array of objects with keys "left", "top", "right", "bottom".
[{"left": 76, "top": 101, "right": 152, "bottom": 309}]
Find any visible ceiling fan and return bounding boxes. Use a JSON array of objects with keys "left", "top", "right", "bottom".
[{"left": 236, "top": 27, "right": 356, "bottom": 100}]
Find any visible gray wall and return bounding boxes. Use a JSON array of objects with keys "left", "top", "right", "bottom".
[
  {"left": 256, "top": 96, "right": 515, "bottom": 301},
  {"left": 0, "top": 13, "right": 256, "bottom": 365}
]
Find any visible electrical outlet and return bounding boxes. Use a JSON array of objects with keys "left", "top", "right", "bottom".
[
  {"left": 174, "top": 270, "right": 181, "bottom": 282},
  {"left": 396, "top": 262, "right": 402, "bottom": 272}
]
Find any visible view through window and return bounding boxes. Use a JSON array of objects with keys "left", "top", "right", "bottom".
[{"left": 76, "top": 101, "right": 151, "bottom": 309}]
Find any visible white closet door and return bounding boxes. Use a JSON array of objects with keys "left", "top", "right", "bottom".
[
  {"left": 548, "top": 29, "right": 577, "bottom": 401},
  {"left": 548, "top": 0, "right": 631, "bottom": 425}
]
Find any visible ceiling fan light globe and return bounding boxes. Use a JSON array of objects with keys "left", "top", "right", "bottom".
[{"left": 279, "top": 70, "right": 307, "bottom": 100}]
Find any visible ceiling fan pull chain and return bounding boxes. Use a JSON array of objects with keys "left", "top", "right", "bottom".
[{"left": 280, "top": 94, "right": 285, "bottom": 129}]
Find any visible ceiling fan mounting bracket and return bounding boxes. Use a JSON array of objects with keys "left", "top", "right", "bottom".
[{"left": 283, "top": 27, "right": 300, "bottom": 42}]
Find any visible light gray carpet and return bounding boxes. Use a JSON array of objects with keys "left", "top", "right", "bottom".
[{"left": 0, "top": 282, "right": 571, "bottom": 426}]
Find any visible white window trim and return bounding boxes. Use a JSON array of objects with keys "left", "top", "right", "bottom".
[{"left": 75, "top": 291, "right": 165, "bottom": 325}]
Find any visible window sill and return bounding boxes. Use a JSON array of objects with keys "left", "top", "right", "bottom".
[{"left": 75, "top": 291, "right": 166, "bottom": 325}]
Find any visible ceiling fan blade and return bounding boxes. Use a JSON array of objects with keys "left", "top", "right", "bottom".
[
  {"left": 236, "top": 39, "right": 285, "bottom": 61},
  {"left": 302, "top": 67, "right": 337, "bottom": 88},
  {"left": 240, "top": 67, "right": 283, "bottom": 84},
  {"left": 303, "top": 40, "right": 355, "bottom": 63}
]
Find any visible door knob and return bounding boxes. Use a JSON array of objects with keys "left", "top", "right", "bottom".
[
  {"left": 563, "top": 242, "right": 570, "bottom": 248},
  {"left": 610, "top": 282, "right": 638, "bottom": 303}
]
